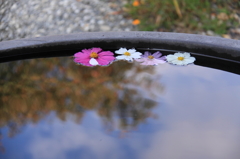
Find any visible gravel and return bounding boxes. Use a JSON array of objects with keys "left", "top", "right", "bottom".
[
  {"left": 0, "top": 0, "right": 137, "bottom": 41},
  {"left": 1, "top": 0, "right": 239, "bottom": 42}
]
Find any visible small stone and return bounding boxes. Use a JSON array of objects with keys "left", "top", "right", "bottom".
[
  {"left": 235, "top": 28, "right": 240, "bottom": 34},
  {"left": 83, "top": 15, "right": 91, "bottom": 21},
  {"left": 83, "top": 24, "right": 90, "bottom": 31},
  {"left": 120, "top": 20, "right": 126, "bottom": 25},
  {"left": 66, "top": 28, "right": 72, "bottom": 33},
  {"left": 206, "top": 30, "right": 214, "bottom": 36},
  {"left": 100, "top": 25, "right": 111, "bottom": 31},
  {"left": 124, "top": 28, "right": 130, "bottom": 31},
  {"left": 90, "top": 19, "right": 95, "bottom": 24},
  {"left": 11, "top": 4, "right": 17, "bottom": 10},
  {"left": 97, "top": 20, "right": 104, "bottom": 25},
  {"left": 56, "top": 10, "right": 61, "bottom": 16}
]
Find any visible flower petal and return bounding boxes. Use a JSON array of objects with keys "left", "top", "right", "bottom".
[
  {"left": 89, "top": 58, "right": 99, "bottom": 65},
  {"left": 152, "top": 51, "right": 162, "bottom": 58},
  {"left": 74, "top": 58, "right": 89, "bottom": 64},
  {"left": 188, "top": 57, "right": 196, "bottom": 62},
  {"left": 135, "top": 58, "right": 145, "bottom": 62},
  {"left": 153, "top": 59, "right": 166, "bottom": 64},
  {"left": 125, "top": 56, "right": 133, "bottom": 61},
  {"left": 99, "top": 55, "right": 115, "bottom": 61},
  {"left": 115, "top": 48, "right": 128, "bottom": 54},
  {"left": 166, "top": 55, "right": 177, "bottom": 61},
  {"left": 174, "top": 52, "right": 183, "bottom": 57},
  {"left": 175, "top": 60, "right": 184, "bottom": 65},
  {"left": 98, "top": 51, "right": 114, "bottom": 56},
  {"left": 128, "top": 49, "right": 137, "bottom": 54},
  {"left": 75, "top": 59, "right": 92, "bottom": 66},
  {"left": 81, "top": 49, "right": 91, "bottom": 54},
  {"left": 116, "top": 55, "right": 127, "bottom": 60},
  {"left": 90, "top": 48, "right": 102, "bottom": 53},
  {"left": 140, "top": 61, "right": 150, "bottom": 65},
  {"left": 74, "top": 53, "right": 90, "bottom": 59},
  {"left": 131, "top": 52, "right": 142, "bottom": 58},
  {"left": 134, "top": 52, "right": 142, "bottom": 55},
  {"left": 183, "top": 53, "right": 190, "bottom": 58},
  {"left": 182, "top": 61, "right": 190, "bottom": 65},
  {"left": 142, "top": 51, "right": 150, "bottom": 58},
  {"left": 183, "top": 57, "right": 195, "bottom": 64},
  {"left": 74, "top": 52, "right": 84, "bottom": 57},
  {"left": 97, "top": 58, "right": 112, "bottom": 66},
  {"left": 159, "top": 56, "right": 167, "bottom": 61}
]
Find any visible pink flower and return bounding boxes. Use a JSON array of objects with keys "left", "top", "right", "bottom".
[
  {"left": 74, "top": 48, "right": 115, "bottom": 67},
  {"left": 135, "top": 51, "right": 166, "bottom": 65}
]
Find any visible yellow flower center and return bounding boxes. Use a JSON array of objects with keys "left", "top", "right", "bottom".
[
  {"left": 148, "top": 55, "right": 154, "bottom": 59},
  {"left": 124, "top": 52, "right": 131, "bottom": 56},
  {"left": 178, "top": 57, "right": 184, "bottom": 61},
  {"left": 90, "top": 52, "right": 98, "bottom": 58}
]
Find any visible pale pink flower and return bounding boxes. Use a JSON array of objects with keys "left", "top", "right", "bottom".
[
  {"left": 135, "top": 51, "right": 166, "bottom": 65},
  {"left": 74, "top": 48, "right": 115, "bottom": 67}
]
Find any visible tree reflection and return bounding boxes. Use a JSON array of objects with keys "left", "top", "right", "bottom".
[
  {"left": 0, "top": 130, "right": 4, "bottom": 153},
  {"left": 0, "top": 57, "right": 164, "bottom": 139}
]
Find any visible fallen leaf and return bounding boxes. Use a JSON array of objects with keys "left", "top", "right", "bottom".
[
  {"left": 155, "top": 15, "right": 161, "bottom": 25},
  {"left": 217, "top": 12, "right": 229, "bottom": 20},
  {"left": 222, "top": 34, "right": 231, "bottom": 39}
]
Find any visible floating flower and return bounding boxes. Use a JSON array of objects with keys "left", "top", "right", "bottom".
[
  {"left": 74, "top": 48, "right": 115, "bottom": 67},
  {"left": 132, "top": 19, "right": 140, "bottom": 25},
  {"left": 132, "top": 1, "right": 140, "bottom": 6},
  {"left": 135, "top": 51, "right": 166, "bottom": 65},
  {"left": 166, "top": 52, "right": 196, "bottom": 65},
  {"left": 115, "top": 48, "right": 142, "bottom": 62}
]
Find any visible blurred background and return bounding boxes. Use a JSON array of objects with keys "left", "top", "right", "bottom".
[{"left": 0, "top": 0, "right": 240, "bottom": 41}]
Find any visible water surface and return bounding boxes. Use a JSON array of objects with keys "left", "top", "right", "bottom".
[{"left": 0, "top": 57, "right": 240, "bottom": 159}]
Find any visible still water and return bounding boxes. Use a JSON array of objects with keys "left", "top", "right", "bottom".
[{"left": 0, "top": 57, "right": 240, "bottom": 159}]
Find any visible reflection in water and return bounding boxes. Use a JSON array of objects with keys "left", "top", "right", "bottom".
[
  {"left": 1, "top": 57, "right": 240, "bottom": 159},
  {"left": 0, "top": 131, "right": 4, "bottom": 153},
  {"left": 0, "top": 57, "right": 162, "bottom": 147}
]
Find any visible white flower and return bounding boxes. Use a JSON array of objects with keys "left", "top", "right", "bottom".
[
  {"left": 166, "top": 52, "right": 196, "bottom": 65},
  {"left": 115, "top": 48, "right": 142, "bottom": 62}
]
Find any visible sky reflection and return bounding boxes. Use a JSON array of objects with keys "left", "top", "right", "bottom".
[
  {"left": 1, "top": 59, "right": 240, "bottom": 159},
  {"left": 144, "top": 64, "right": 240, "bottom": 159}
]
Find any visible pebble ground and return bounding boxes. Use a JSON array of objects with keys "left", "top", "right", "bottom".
[
  {"left": 0, "top": 0, "right": 240, "bottom": 41},
  {"left": 0, "top": 0, "right": 136, "bottom": 41}
]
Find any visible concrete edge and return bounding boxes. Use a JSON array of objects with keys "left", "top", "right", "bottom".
[{"left": 0, "top": 31, "right": 240, "bottom": 61}]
